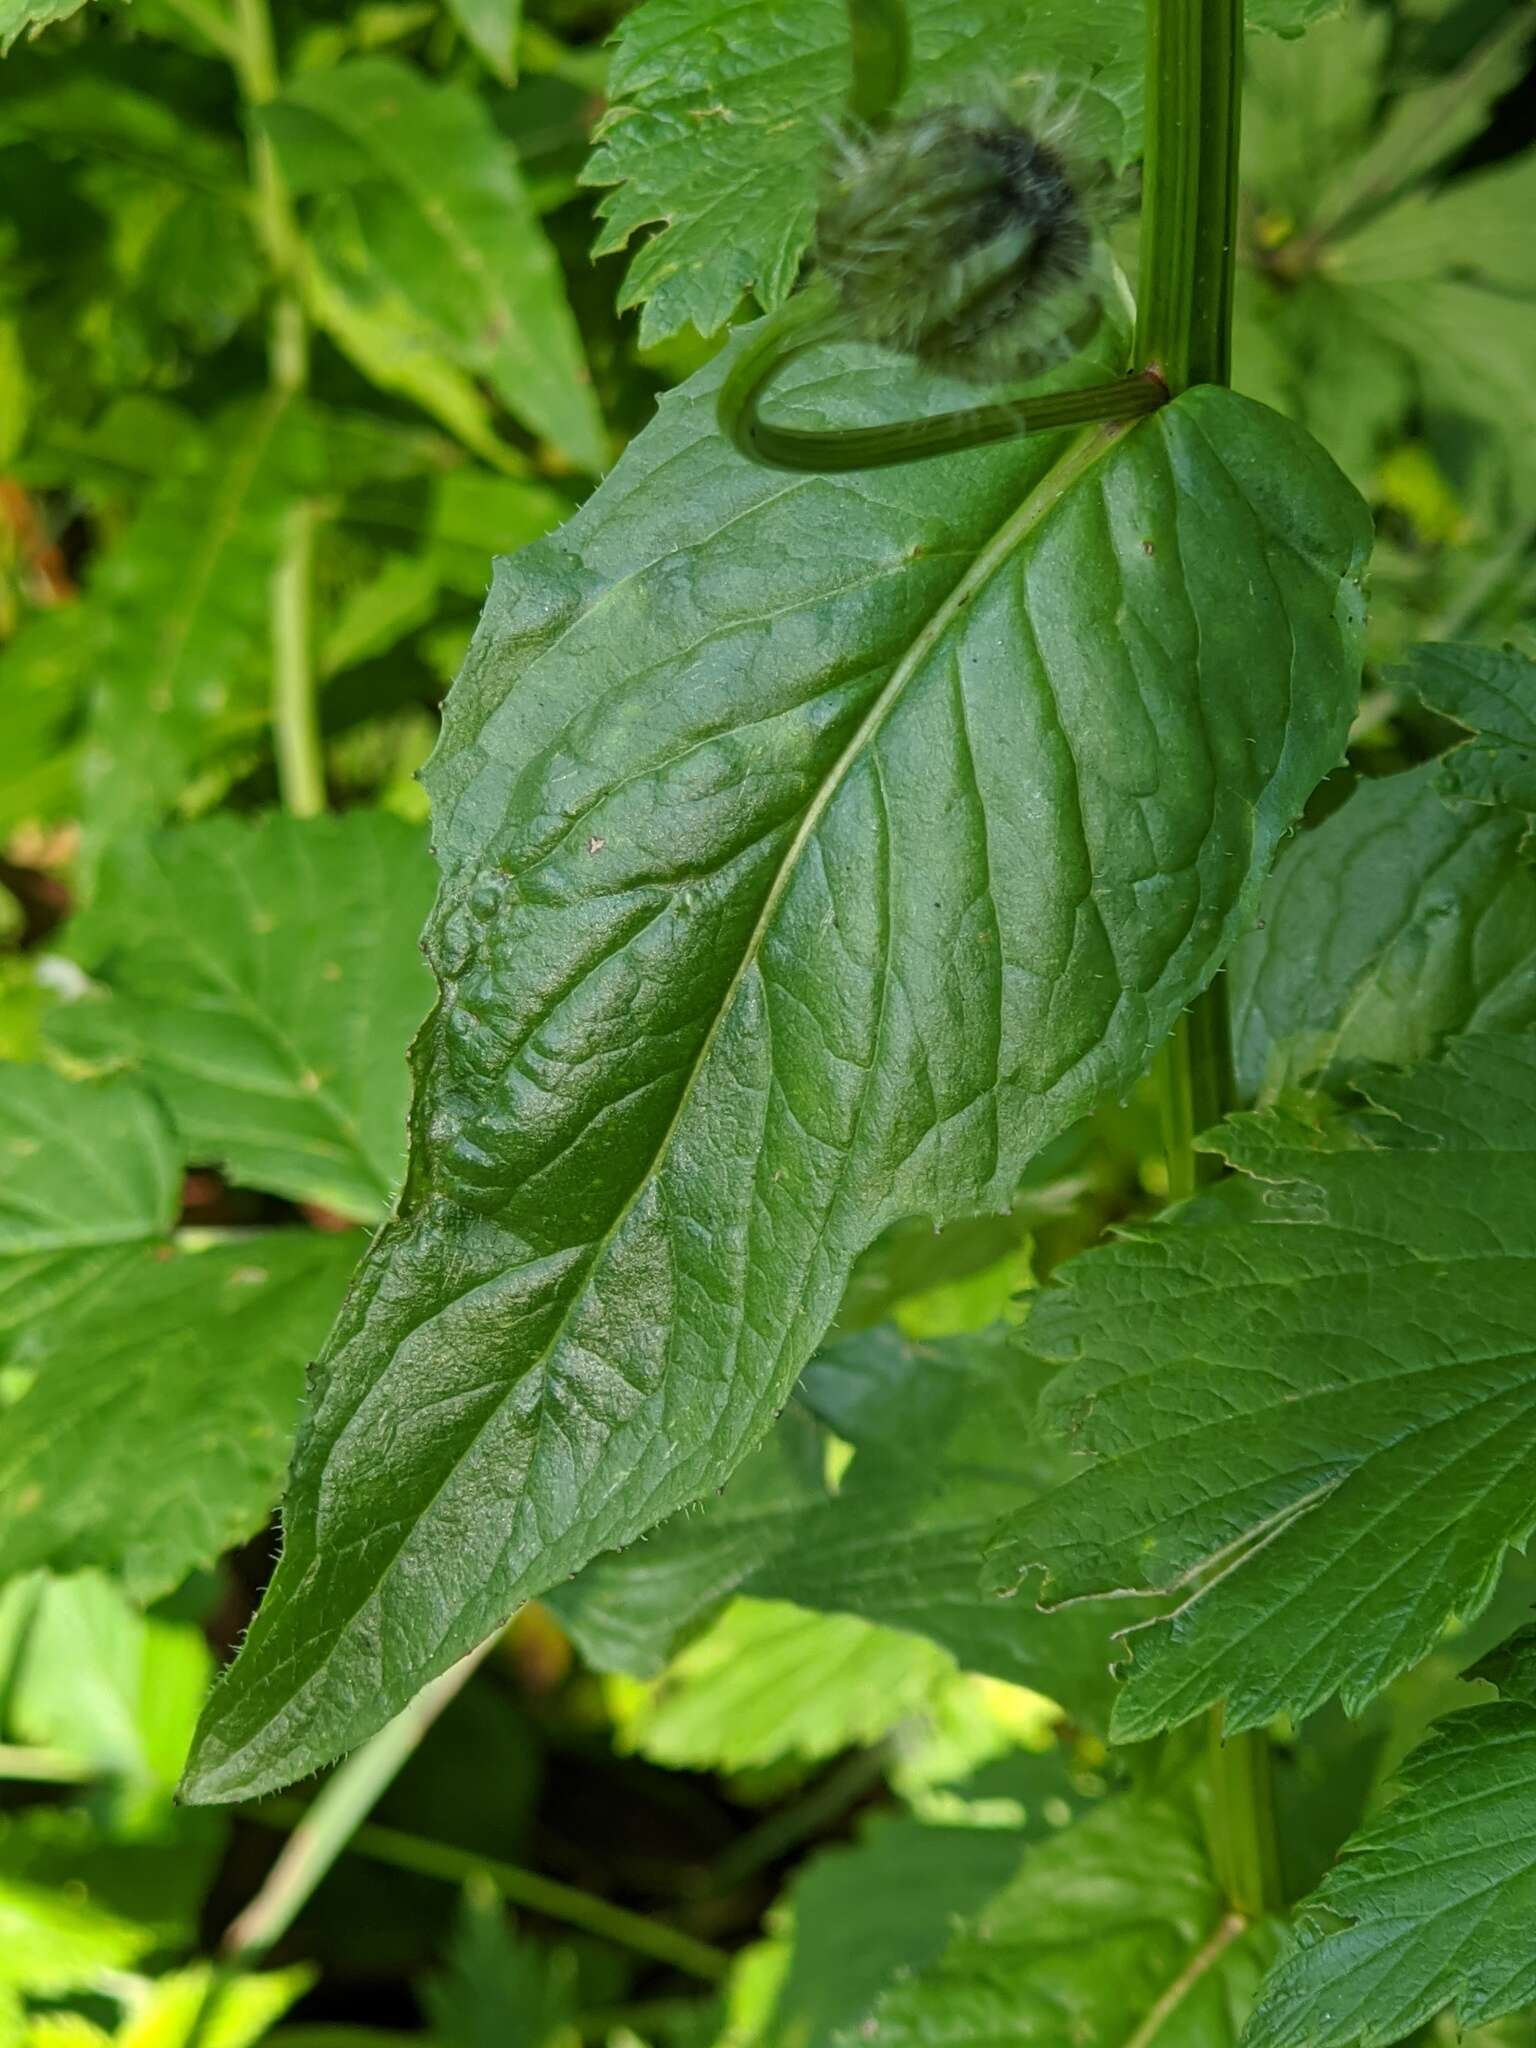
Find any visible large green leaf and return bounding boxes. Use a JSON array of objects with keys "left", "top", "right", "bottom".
[
  {"left": 1228, "top": 644, "right": 1536, "bottom": 1097},
  {"left": 262, "top": 59, "right": 604, "bottom": 473},
  {"left": 991, "top": 1033, "right": 1536, "bottom": 1742},
  {"left": 445, "top": 0, "right": 522, "bottom": 84},
  {"left": 582, "top": 0, "right": 1143, "bottom": 344},
  {"left": 0, "top": 1066, "right": 179, "bottom": 1357},
  {"left": 180, "top": 344, "right": 1368, "bottom": 1803},
  {"left": 1245, "top": 1629, "right": 1536, "bottom": 2048},
  {"left": 51, "top": 812, "right": 437, "bottom": 1222},
  {"left": 867, "top": 1793, "right": 1276, "bottom": 2048},
  {"left": 0, "top": 1228, "right": 359, "bottom": 1601}
]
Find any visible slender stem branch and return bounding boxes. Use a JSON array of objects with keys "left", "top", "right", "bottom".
[
  {"left": 221, "top": 1644, "right": 493, "bottom": 1960},
  {"left": 270, "top": 499, "right": 325, "bottom": 818},
  {"left": 1123, "top": 1911, "right": 1249, "bottom": 2048},
  {"left": 1139, "top": 0, "right": 1283, "bottom": 1920},
  {"left": 229, "top": 0, "right": 324, "bottom": 816},
  {"left": 0, "top": 1742, "right": 94, "bottom": 1784},
  {"left": 245, "top": 1807, "right": 731, "bottom": 1982}
]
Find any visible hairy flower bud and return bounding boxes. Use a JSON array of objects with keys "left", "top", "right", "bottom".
[{"left": 815, "top": 99, "right": 1125, "bottom": 384}]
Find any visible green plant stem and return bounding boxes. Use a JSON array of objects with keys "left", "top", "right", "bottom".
[
  {"left": 229, "top": 0, "right": 325, "bottom": 818},
  {"left": 0, "top": 1742, "right": 94, "bottom": 1783},
  {"left": 1138, "top": 0, "right": 1283, "bottom": 1922},
  {"left": 160, "top": 0, "right": 240, "bottom": 59},
  {"left": 245, "top": 1805, "right": 731, "bottom": 1982},
  {"left": 221, "top": 1642, "right": 494, "bottom": 1959},
  {"left": 845, "top": 0, "right": 909, "bottom": 125}
]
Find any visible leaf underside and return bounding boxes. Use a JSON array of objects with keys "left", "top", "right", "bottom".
[{"left": 180, "top": 347, "right": 1368, "bottom": 1802}]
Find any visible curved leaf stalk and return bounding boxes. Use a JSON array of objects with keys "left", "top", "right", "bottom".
[
  {"left": 718, "top": 279, "right": 1167, "bottom": 472},
  {"left": 716, "top": 0, "right": 1169, "bottom": 473},
  {"left": 231, "top": 0, "right": 326, "bottom": 818},
  {"left": 1138, "top": 0, "right": 1283, "bottom": 1919}
]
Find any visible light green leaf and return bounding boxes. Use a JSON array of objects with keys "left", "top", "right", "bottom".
[
  {"left": 582, "top": 0, "right": 1143, "bottom": 344},
  {"left": 180, "top": 348, "right": 1368, "bottom": 1803},
  {"left": 446, "top": 0, "right": 522, "bottom": 83},
  {"left": 1245, "top": 1631, "right": 1536, "bottom": 2048},
  {"left": 0, "top": 0, "right": 94, "bottom": 50},
  {"left": 611, "top": 1597, "right": 957, "bottom": 1771},
  {"left": 117, "top": 1966, "right": 315, "bottom": 2048},
  {"left": 50, "top": 812, "right": 437, "bottom": 1222},
  {"left": 868, "top": 1795, "right": 1277, "bottom": 2048},
  {"left": 990, "top": 1033, "right": 1536, "bottom": 1742},
  {"left": 263, "top": 59, "right": 604, "bottom": 471},
  {"left": 1228, "top": 648, "right": 1536, "bottom": 1097},
  {"left": 0, "top": 1068, "right": 179, "bottom": 1359},
  {"left": 0, "top": 1805, "right": 222, "bottom": 1994},
  {"left": 0, "top": 1229, "right": 359, "bottom": 1601},
  {"left": 1, "top": 1573, "right": 211, "bottom": 1787},
  {"left": 421, "top": 1884, "right": 580, "bottom": 2048}
]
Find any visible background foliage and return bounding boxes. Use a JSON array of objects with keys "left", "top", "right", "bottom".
[{"left": 1, "top": 0, "right": 1535, "bottom": 2043}]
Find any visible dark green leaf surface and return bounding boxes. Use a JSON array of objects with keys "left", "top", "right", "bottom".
[
  {"left": 754, "top": 1327, "right": 1136, "bottom": 1724},
  {"left": 51, "top": 812, "right": 436, "bottom": 1222},
  {"left": 1399, "top": 641, "right": 1536, "bottom": 818},
  {"left": 554, "top": 1327, "right": 1132, "bottom": 1724},
  {"left": 181, "top": 347, "right": 1367, "bottom": 1802},
  {"left": 263, "top": 59, "right": 604, "bottom": 472},
  {"left": 868, "top": 1794, "right": 1276, "bottom": 2048},
  {"left": 546, "top": 1407, "right": 829, "bottom": 1675},
  {"left": 423, "top": 1884, "right": 579, "bottom": 2048},
  {"left": 0, "top": 1067, "right": 179, "bottom": 1357},
  {"left": 1245, "top": 1632, "right": 1536, "bottom": 2048},
  {"left": 583, "top": 0, "right": 1143, "bottom": 343},
  {"left": 767, "top": 1813, "right": 1030, "bottom": 2048},
  {"left": 991, "top": 1034, "right": 1536, "bottom": 1742},
  {"left": 0, "top": 1230, "right": 359, "bottom": 1601}
]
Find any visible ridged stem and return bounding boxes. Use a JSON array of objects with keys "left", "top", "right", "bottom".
[{"left": 1139, "top": 0, "right": 1283, "bottom": 1922}]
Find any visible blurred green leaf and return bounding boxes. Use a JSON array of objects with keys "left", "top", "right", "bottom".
[
  {"left": 116, "top": 1966, "right": 316, "bottom": 2048},
  {"left": 0, "top": 1572, "right": 210, "bottom": 1788},
  {"left": 583, "top": 0, "right": 1143, "bottom": 343},
  {"left": 447, "top": 0, "right": 522, "bottom": 83},
  {"left": 421, "top": 1886, "right": 580, "bottom": 2048},
  {"left": 50, "top": 811, "right": 437, "bottom": 1221},
  {"left": 0, "top": 1067, "right": 180, "bottom": 1360},
  {"left": 264, "top": 58, "right": 605, "bottom": 470},
  {"left": 0, "top": 1229, "right": 359, "bottom": 1600},
  {"left": 0, "top": 0, "right": 94, "bottom": 50},
  {"left": 866, "top": 1795, "right": 1277, "bottom": 2048}
]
